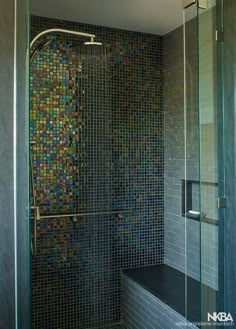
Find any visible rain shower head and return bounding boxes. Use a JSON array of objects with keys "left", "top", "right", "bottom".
[{"left": 84, "top": 37, "right": 102, "bottom": 46}]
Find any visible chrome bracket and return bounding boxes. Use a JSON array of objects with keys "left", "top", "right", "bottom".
[{"left": 217, "top": 197, "right": 227, "bottom": 209}]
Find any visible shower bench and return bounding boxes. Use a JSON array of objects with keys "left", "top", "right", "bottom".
[{"left": 122, "top": 264, "right": 217, "bottom": 329}]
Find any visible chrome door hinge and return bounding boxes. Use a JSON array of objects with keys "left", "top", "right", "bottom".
[
  {"left": 216, "top": 30, "right": 224, "bottom": 42},
  {"left": 198, "top": 0, "right": 208, "bottom": 9},
  {"left": 183, "top": 0, "right": 196, "bottom": 9},
  {"left": 217, "top": 197, "right": 227, "bottom": 209}
]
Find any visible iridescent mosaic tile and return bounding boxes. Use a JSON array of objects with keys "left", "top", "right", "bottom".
[{"left": 31, "top": 15, "right": 164, "bottom": 329}]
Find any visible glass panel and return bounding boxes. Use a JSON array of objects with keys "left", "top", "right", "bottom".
[
  {"left": 16, "top": 0, "right": 31, "bottom": 327},
  {"left": 198, "top": 0, "right": 225, "bottom": 327},
  {"left": 223, "top": 0, "right": 236, "bottom": 321},
  {"left": 184, "top": 3, "right": 202, "bottom": 324}
]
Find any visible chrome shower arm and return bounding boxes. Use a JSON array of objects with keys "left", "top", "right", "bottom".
[{"left": 30, "top": 28, "right": 96, "bottom": 49}]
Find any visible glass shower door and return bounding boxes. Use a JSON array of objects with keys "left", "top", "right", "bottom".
[
  {"left": 184, "top": 0, "right": 226, "bottom": 327},
  {"left": 184, "top": 1, "right": 202, "bottom": 325}
]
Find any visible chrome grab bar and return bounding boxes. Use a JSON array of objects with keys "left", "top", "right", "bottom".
[{"left": 39, "top": 209, "right": 132, "bottom": 220}]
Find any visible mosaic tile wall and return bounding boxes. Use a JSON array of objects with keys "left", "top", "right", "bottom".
[{"left": 31, "top": 15, "right": 164, "bottom": 329}]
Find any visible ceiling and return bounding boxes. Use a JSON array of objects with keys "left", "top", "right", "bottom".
[{"left": 31, "top": 0, "right": 183, "bottom": 36}]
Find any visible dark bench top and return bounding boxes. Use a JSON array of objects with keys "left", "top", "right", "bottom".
[{"left": 123, "top": 264, "right": 217, "bottom": 324}]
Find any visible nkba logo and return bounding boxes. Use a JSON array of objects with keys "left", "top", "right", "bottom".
[{"left": 207, "top": 312, "right": 234, "bottom": 322}]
